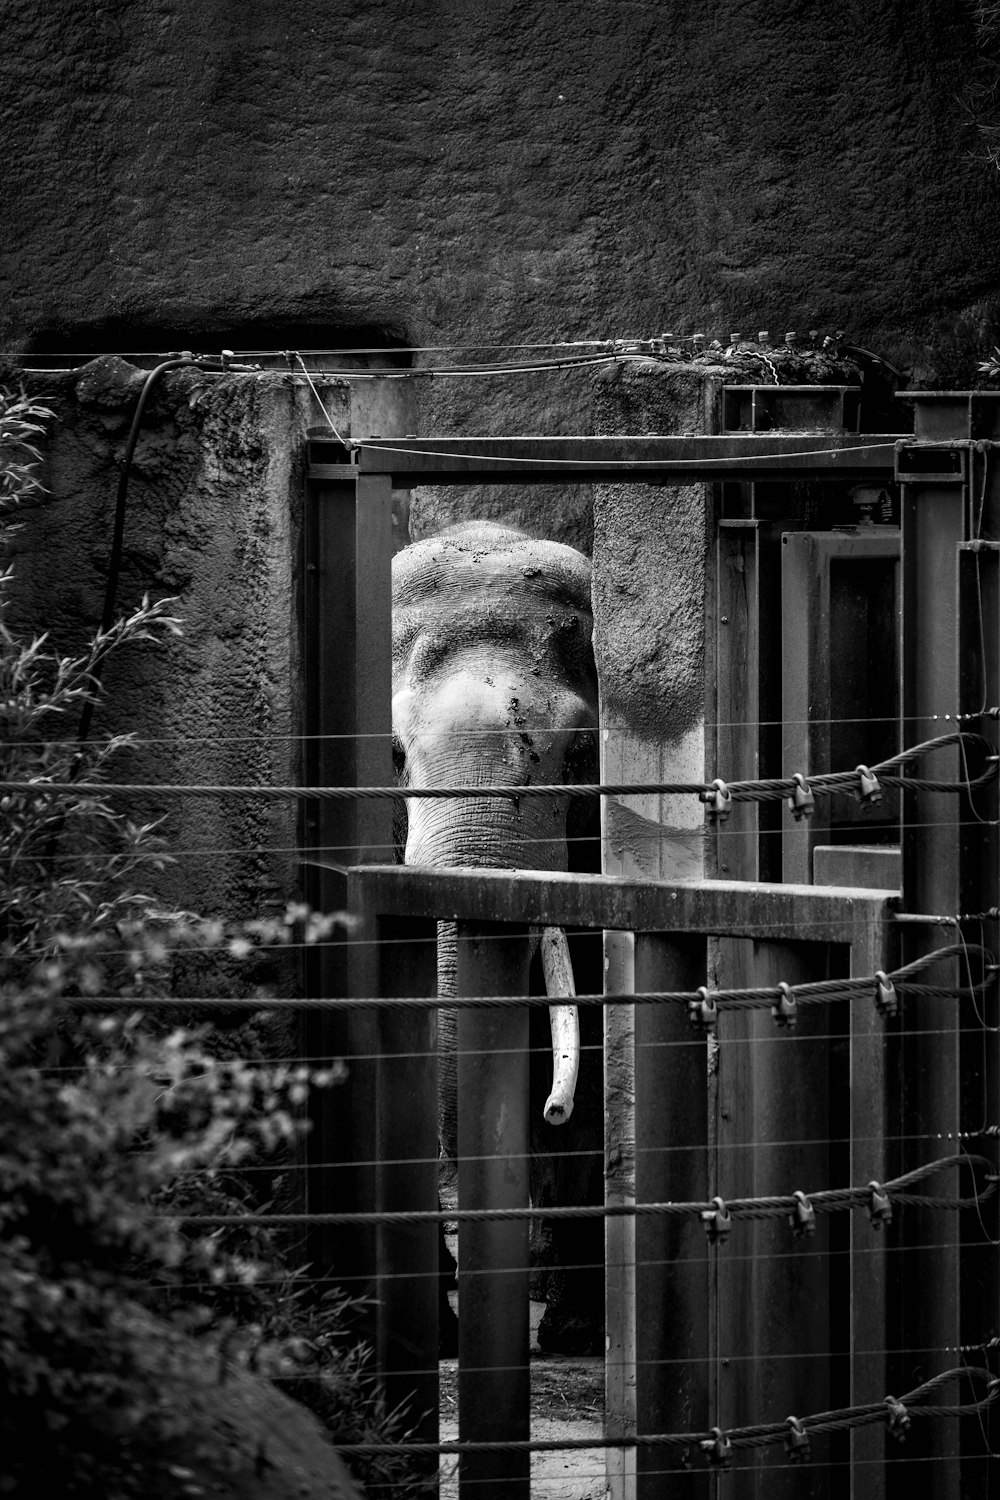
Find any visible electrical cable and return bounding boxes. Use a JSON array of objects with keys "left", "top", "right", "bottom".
[
  {"left": 293, "top": 353, "right": 353, "bottom": 447},
  {"left": 72, "top": 354, "right": 233, "bottom": 748}
]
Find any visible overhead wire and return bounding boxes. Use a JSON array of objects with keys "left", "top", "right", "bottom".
[
  {"left": 60, "top": 944, "right": 996, "bottom": 1016},
  {"left": 256, "top": 1364, "right": 1000, "bottom": 1464},
  {"left": 4, "top": 727, "right": 995, "bottom": 806},
  {"left": 163, "top": 1153, "right": 996, "bottom": 1231},
  {"left": 5, "top": 816, "right": 990, "bottom": 870},
  {"left": 9, "top": 706, "right": 993, "bottom": 749}
]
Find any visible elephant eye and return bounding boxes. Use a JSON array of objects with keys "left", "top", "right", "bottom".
[
  {"left": 392, "top": 733, "right": 407, "bottom": 782},
  {"left": 563, "top": 727, "right": 599, "bottom": 785}
]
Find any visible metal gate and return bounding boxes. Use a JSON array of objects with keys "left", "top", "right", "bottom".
[{"left": 301, "top": 390, "right": 999, "bottom": 1497}]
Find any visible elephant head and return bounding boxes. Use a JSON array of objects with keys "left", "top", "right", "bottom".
[{"left": 391, "top": 521, "right": 598, "bottom": 1144}]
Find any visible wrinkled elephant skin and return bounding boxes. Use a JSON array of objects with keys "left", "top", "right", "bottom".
[{"left": 392, "top": 521, "right": 604, "bottom": 1355}]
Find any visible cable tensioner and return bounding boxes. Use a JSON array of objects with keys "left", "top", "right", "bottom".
[
  {"left": 784, "top": 1416, "right": 811, "bottom": 1463},
  {"left": 771, "top": 981, "right": 798, "bottom": 1027},
  {"left": 688, "top": 987, "right": 718, "bottom": 1032},
  {"left": 856, "top": 764, "right": 882, "bottom": 804},
  {"left": 868, "top": 1182, "right": 892, "bottom": 1229},
  {"left": 787, "top": 772, "right": 815, "bottom": 821},
  {"left": 874, "top": 971, "right": 898, "bottom": 1017},
  {"left": 788, "top": 1190, "right": 816, "bottom": 1238},
  {"left": 884, "top": 1396, "right": 911, "bottom": 1443},
  {"left": 700, "top": 1428, "right": 734, "bottom": 1466},
  {"left": 700, "top": 778, "right": 733, "bottom": 823},
  {"left": 701, "top": 1197, "right": 733, "bottom": 1243}
]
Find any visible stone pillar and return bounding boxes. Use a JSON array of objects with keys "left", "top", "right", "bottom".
[
  {"left": 590, "top": 359, "right": 719, "bottom": 1500},
  {"left": 591, "top": 359, "right": 719, "bottom": 883}
]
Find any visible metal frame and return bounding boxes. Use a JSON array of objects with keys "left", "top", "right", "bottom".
[
  {"left": 309, "top": 431, "right": 900, "bottom": 486},
  {"left": 780, "top": 527, "right": 902, "bottom": 884},
  {"left": 301, "top": 396, "right": 997, "bottom": 1499},
  {"left": 347, "top": 866, "right": 896, "bottom": 1500}
]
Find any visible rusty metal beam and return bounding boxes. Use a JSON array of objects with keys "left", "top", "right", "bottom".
[
  {"left": 893, "top": 394, "right": 1000, "bottom": 1498},
  {"left": 780, "top": 529, "right": 901, "bottom": 884},
  {"left": 308, "top": 434, "right": 903, "bottom": 488},
  {"left": 348, "top": 865, "right": 897, "bottom": 942},
  {"left": 301, "top": 468, "right": 394, "bottom": 1345},
  {"left": 456, "top": 922, "right": 531, "bottom": 1500},
  {"left": 633, "top": 934, "right": 709, "bottom": 1498}
]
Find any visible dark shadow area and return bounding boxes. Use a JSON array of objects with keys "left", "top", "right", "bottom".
[{"left": 22, "top": 320, "right": 412, "bottom": 369}]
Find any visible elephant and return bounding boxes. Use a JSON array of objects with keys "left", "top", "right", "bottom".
[{"left": 391, "top": 520, "right": 605, "bottom": 1356}]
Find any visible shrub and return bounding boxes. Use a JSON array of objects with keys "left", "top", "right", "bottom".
[{"left": 0, "top": 389, "right": 424, "bottom": 1497}]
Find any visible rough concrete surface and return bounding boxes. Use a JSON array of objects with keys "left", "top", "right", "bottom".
[
  {"left": 3, "top": 362, "right": 336, "bottom": 931},
  {"left": 591, "top": 361, "right": 713, "bottom": 740},
  {"left": 2, "top": 3, "right": 1000, "bottom": 399}
]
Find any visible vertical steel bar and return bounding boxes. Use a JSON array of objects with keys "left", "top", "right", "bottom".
[
  {"left": 456, "top": 921, "right": 531, "bottom": 1500},
  {"left": 373, "top": 913, "right": 440, "bottom": 1462},
  {"left": 604, "top": 930, "right": 637, "bottom": 1500},
  {"left": 633, "top": 934, "right": 710, "bottom": 1495},
  {"left": 715, "top": 520, "right": 783, "bottom": 885},
  {"left": 716, "top": 521, "right": 764, "bottom": 883},
  {"left": 782, "top": 530, "right": 902, "bottom": 888},
  {"left": 957, "top": 458, "right": 1000, "bottom": 1497},
  {"left": 897, "top": 467, "right": 964, "bottom": 1496},
  {"left": 715, "top": 941, "right": 834, "bottom": 1498},
  {"left": 780, "top": 531, "right": 831, "bottom": 885},
  {"left": 303, "top": 466, "right": 393, "bottom": 1339},
  {"left": 710, "top": 935, "right": 756, "bottom": 1462},
  {"left": 353, "top": 472, "right": 395, "bottom": 854},
  {"left": 846, "top": 902, "right": 891, "bottom": 1499}
]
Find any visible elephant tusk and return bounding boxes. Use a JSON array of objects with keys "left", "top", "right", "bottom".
[{"left": 540, "top": 925, "right": 580, "bottom": 1126}]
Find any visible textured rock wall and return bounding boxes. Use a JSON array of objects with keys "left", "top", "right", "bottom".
[
  {"left": 3, "top": 361, "right": 352, "bottom": 949},
  {"left": 592, "top": 360, "right": 719, "bottom": 882},
  {"left": 2, "top": 2, "right": 999, "bottom": 397}
]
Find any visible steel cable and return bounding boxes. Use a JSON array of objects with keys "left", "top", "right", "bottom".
[
  {"left": 3, "top": 729, "right": 994, "bottom": 805},
  {"left": 64, "top": 942, "right": 995, "bottom": 1014},
  {"left": 166, "top": 1152, "right": 995, "bottom": 1229},
  {"left": 331, "top": 1365, "right": 999, "bottom": 1459}
]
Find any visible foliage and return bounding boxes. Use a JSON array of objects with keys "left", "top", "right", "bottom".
[
  {"left": 0, "top": 391, "right": 425, "bottom": 1497},
  {"left": 0, "top": 387, "right": 50, "bottom": 515},
  {"left": 977, "top": 345, "right": 1000, "bottom": 379},
  {"left": 966, "top": 3, "right": 1000, "bottom": 172}
]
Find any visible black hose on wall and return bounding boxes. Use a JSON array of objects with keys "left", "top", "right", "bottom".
[{"left": 75, "top": 355, "right": 225, "bottom": 748}]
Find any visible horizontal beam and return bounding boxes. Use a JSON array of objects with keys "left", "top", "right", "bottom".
[
  {"left": 308, "top": 434, "right": 903, "bottom": 487},
  {"left": 347, "top": 865, "right": 897, "bottom": 942}
]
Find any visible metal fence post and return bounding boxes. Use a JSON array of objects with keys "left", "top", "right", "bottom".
[
  {"left": 302, "top": 460, "right": 393, "bottom": 1339},
  {"left": 456, "top": 920, "right": 531, "bottom": 1500},
  {"left": 895, "top": 392, "right": 1000, "bottom": 1498},
  {"left": 633, "top": 933, "right": 710, "bottom": 1496}
]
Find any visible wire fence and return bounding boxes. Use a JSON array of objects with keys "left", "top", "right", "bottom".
[{"left": 5, "top": 715, "right": 999, "bottom": 1488}]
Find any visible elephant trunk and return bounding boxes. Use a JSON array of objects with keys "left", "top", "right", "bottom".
[{"left": 436, "top": 915, "right": 580, "bottom": 1154}]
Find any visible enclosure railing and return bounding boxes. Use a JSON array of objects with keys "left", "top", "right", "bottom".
[{"left": 330, "top": 860, "right": 997, "bottom": 1500}]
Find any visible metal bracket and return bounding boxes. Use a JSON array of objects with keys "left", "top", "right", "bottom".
[{"left": 894, "top": 440, "right": 970, "bottom": 485}]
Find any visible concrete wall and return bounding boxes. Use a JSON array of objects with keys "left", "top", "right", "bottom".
[
  {"left": 2, "top": 2, "right": 999, "bottom": 400},
  {"left": 2, "top": 360, "right": 358, "bottom": 958},
  {"left": 3, "top": 0, "right": 994, "bottom": 951},
  {"left": 592, "top": 360, "right": 719, "bottom": 883}
]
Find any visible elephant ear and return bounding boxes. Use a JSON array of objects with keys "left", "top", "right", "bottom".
[
  {"left": 564, "top": 727, "right": 601, "bottom": 874},
  {"left": 392, "top": 732, "right": 408, "bottom": 863}
]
